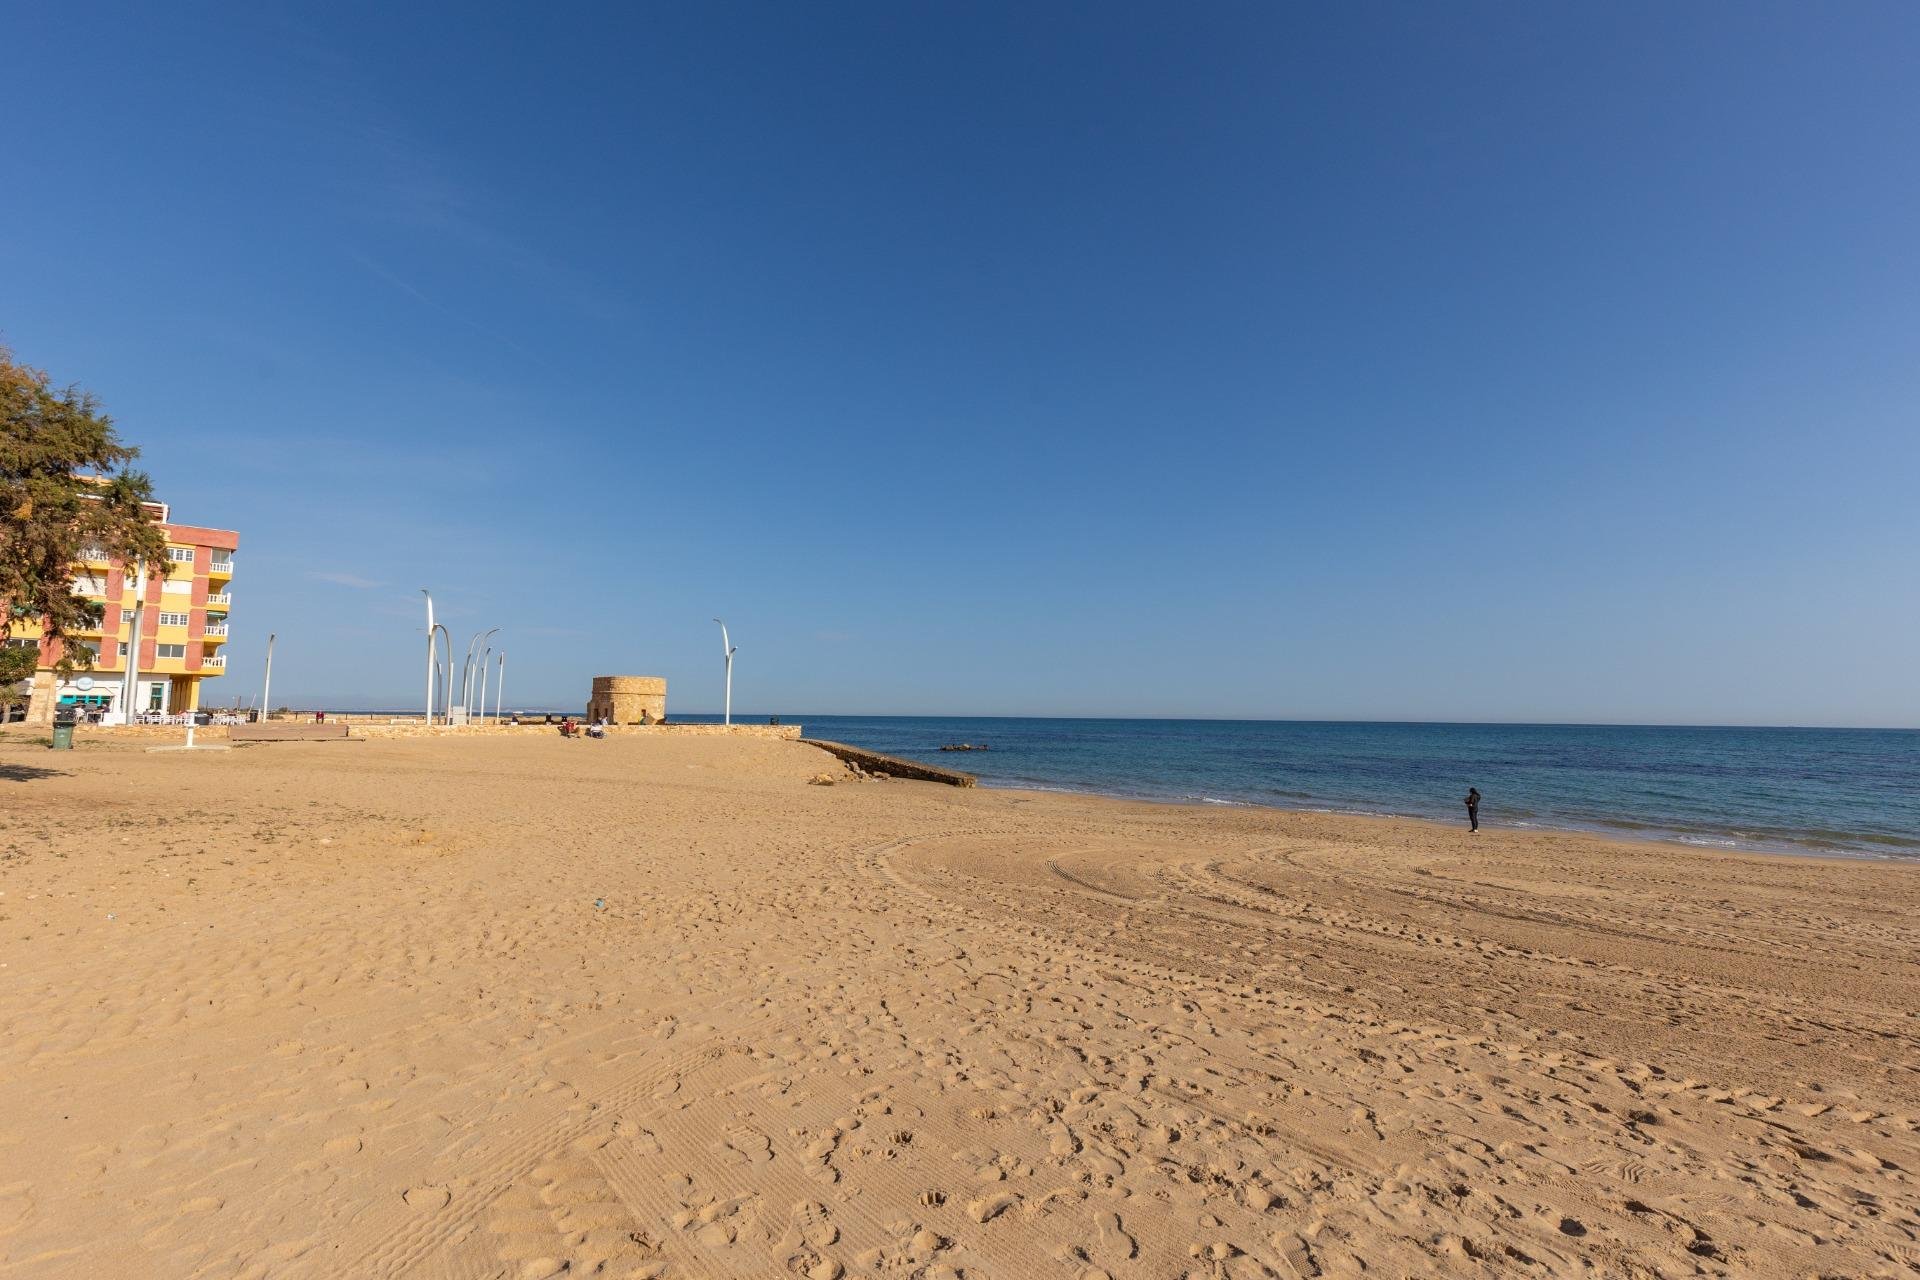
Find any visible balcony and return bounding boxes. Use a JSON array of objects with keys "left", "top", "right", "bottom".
[
  {"left": 203, "top": 623, "right": 230, "bottom": 639},
  {"left": 78, "top": 545, "right": 110, "bottom": 564},
  {"left": 206, "top": 592, "right": 232, "bottom": 607},
  {"left": 203, "top": 653, "right": 226, "bottom": 668},
  {"left": 208, "top": 558, "right": 234, "bottom": 579}
]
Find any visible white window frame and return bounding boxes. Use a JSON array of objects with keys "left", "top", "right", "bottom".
[
  {"left": 166, "top": 547, "right": 195, "bottom": 563},
  {"left": 155, "top": 643, "right": 186, "bottom": 660}
]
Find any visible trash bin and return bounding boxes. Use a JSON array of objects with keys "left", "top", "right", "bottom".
[{"left": 51, "top": 707, "right": 76, "bottom": 750}]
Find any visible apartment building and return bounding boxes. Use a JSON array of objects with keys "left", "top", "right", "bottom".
[{"left": 9, "top": 497, "right": 239, "bottom": 723}]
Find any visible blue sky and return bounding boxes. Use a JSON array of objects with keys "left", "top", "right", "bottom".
[{"left": 4, "top": 2, "right": 1916, "bottom": 724}]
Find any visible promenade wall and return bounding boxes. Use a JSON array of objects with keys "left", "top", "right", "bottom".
[{"left": 2, "top": 723, "right": 803, "bottom": 746}]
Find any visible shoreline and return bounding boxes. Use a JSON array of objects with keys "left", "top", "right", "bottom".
[
  {"left": 20, "top": 714, "right": 1911, "bottom": 859},
  {"left": 971, "top": 774, "right": 1911, "bottom": 863},
  {"left": 7, "top": 715, "right": 1910, "bottom": 860}
]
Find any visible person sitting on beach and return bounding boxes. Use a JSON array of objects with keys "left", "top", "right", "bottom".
[
  {"left": 559, "top": 717, "right": 578, "bottom": 738},
  {"left": 1464, "top": 787, "right": 1481, "bottom": 832},
  {"left": 586, "top": 719, "right": 606, "bottom": 739}
]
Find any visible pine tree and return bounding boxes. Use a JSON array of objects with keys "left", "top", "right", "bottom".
[{"left": 1, "top": 345, "right": 168, "bottom": 674}]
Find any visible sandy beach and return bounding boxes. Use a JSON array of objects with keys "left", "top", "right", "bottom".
[{"left": 1, "top": 731, "right": 1915, "bottom": 1279}]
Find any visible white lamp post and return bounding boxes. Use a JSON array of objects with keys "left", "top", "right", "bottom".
[
  {"left": 260, "top": 633, "right": 276, "bottom": 723},
  {"left": 118, "top": 562, "right": 147, "bottom": 724},
  {"left": 713, "top": 618, "right": 736, "bottom": 727},
  {"left": 459, "top": 627, "right": 498, "bottom": 725},
  {"left": 431, "top": 624, "right": 451, "bottom": 726},
  {"left": 493, "top": 652, "right": 505, "bottom": 724},
  {"left": 475, "top": 640, "right": 495, "bottom": 721},
  {"left": 458, "top": 632, "right": 481, "bottom": 724},
  {"left": 421, "top": 589, "right": 435, "bottom": 725}
]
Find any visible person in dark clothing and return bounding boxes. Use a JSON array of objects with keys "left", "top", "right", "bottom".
[{"left": 1464, "top": 787, "right": 1481, "bottom": 832}]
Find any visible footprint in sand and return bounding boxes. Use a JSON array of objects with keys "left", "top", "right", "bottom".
[
  {"left": 403, "top": 1185, "right": 451, "bottom": 1212},
  {"left": 966, "top": 1191, "right": 1018, "bottom": 1224},
  {"left": 788, "top": 1200, "right": 838, "bottom": 1249},
  {"left": 800, "top": 1129, "right": 841, "bottom": 1183},
  {"left": 720, "top": 1126, "right": 774, "bottom": 1164},
  {"left": 1086, "top": 1210, "right": 1136, "bottom": 1266}
]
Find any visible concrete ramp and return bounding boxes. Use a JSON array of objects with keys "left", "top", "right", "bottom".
[
  {"left": 229, "top": 723, "right": 352, "bottom": 743},
  {"left": 802, "top": 739, "right": 976, "bottom": 787}
]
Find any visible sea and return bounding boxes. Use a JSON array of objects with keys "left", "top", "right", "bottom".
[{"left": 657, "top": 715, "right": 1919, "bottom": 859}]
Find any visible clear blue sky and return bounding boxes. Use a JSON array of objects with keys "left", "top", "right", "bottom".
[{"left": 4, "top": 2, "right": 1916, "bottom": 724}]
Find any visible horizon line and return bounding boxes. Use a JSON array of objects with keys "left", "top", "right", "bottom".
[{"left": 239, "top": 706, "right": 1920, "bottom": 733}]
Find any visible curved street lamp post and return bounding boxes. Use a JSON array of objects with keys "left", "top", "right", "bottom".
[
  {"left": 460, "top": 627, "right": 499, "bottom": 726},
  {"left": 713, "top": 619, "right": 736, "bottom": 727},
  {"left": 421, "top": 589, "right": 436, "bottom": 725}
]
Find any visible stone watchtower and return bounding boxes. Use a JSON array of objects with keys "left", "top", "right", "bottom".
[{"left": 587, "top": 675, "right": 666, "bottom": 725}]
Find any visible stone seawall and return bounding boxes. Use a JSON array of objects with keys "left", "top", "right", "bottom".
[
  {"left": 346, "top": 723, "right": 804, "bottom": 741},
  {"left": 801, "top": 739, "right": 977, "bottom": 787},
  {"left": 0, "top": 723, "right": 237, "bottom": 743},
  {"left": 3, "top": 723, "right": 803, "bottom": 745}
]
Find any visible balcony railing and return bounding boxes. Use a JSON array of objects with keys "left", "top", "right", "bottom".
[
  {"left": 203, "top": 624, "right": 229, "bottom": 638},
  {"left": 209, "top": 560, "right": 233, "bottom": 575},
  {"left": 78, "top": 545, "right": 109, "bottom": 562},
  {"left": 203, "top": 653, "right": 226, "bottom": 668},
  {"left": 206, "top": 592, "right": 232, "bottom": 606}
]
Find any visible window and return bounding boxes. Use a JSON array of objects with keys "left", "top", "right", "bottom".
[
  {"left": 121, "top": 609, "right": 136, "bottom": 624},
  {"left": 166, "top": 547, "right": 195, "bottom": 563},
  {"left": 157, "top": 611, "right": 189, "bottom": 627},
  {"left": 119, "top": 642, "right": 128, "bottom": 657},
  {"left": 156, "top": 643, "right": 185, "bottom": 660},
  {"left": 4, "top": 637, "right": 37, "bottom": 650}
]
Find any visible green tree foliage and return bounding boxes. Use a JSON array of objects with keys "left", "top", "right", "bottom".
[
  {"left": 0, "top": 642, "right": 35, "bottom": 688},
  {"left": 1, "top": 345, "right": 168, "bottom": 673}
]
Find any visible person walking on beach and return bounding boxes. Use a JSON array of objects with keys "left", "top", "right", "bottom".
[{"left": 1464, "top": 787, "right": 1481, "bottom": 833}]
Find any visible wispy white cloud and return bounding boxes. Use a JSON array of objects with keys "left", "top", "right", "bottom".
[{"left": 309, "top": 570, "right": 386, "bottom": 589}]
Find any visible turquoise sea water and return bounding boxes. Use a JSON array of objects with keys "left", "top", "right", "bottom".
[{"left": 667, "top": 715, "right": 1919, "bottom": 858}]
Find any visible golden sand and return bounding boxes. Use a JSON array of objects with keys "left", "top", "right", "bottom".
[{"left": 1, "top": 732, "right": 1915, "bottom": 1277}]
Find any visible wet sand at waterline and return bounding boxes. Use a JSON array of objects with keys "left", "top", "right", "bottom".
[{"left": 0, "top": 732, "right": 1915, "bottom": 1278}]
